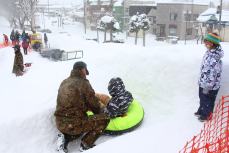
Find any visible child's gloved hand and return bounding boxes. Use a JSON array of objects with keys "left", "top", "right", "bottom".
[{"left": 203, "top": 88, "right": 209, "bottom": 95}]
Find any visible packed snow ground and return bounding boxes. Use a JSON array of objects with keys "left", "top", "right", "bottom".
[{"left": 0, "top": 16, "right": 229, "bottom": 153}]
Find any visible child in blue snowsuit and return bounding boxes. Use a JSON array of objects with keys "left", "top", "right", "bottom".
[
  {"left": 104, "top": 77, "right": 133, "bottom": 118},
  {"left": 195, "top": 33, "right": 224, "bottom": 122}
]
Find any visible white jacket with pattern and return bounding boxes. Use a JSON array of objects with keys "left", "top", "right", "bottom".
[{"left": 198, "top": 46, "right": 224, "bottom": 90}]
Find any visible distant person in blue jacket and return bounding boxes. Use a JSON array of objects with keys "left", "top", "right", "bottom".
[{"left": 195, "top": 33, "right": 224, "bottom": 122}]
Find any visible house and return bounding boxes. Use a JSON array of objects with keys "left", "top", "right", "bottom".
[
  {"left": 123, "top": 0, "right": 156, "bottom": 37},
  {"left": 84, "top": 0, "right": 211, "bottom": 41},
  {"left": 122, "top": 0, "right": 208, "bottom": 40},
  {"left": 85, "top": 0, "right": 117, "bottom": 30},
  {"left": 197, "top": 8, "right": 229, "bottom": 42},
  {"left": 153, "top": 2, "right": 208, "bottom": 40}
]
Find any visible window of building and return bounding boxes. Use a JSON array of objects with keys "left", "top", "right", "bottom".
[
  {"left": 157, "top": 24, "right": 166, "bottom": 36},
  {"left": 184, "top": 13, "right": 192, "bottom": 21},
  {"left": 170, "top": 13, "right": 177, "bottom": 21},
  {"left": 193, "top": 14, "right": 199, "bottom": 21},
  {"left": 186, "top": 28, "right": 192, "bottom": 35},
  {"left": 169, "top": 24, "right": 177, "bottom": 36},
  {"left": 152, "top": 16, "right": 156, "bottom": 24}
]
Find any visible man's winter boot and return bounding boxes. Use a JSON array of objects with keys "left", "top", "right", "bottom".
[
  {"left": 79, "top": 142, "right": 95, "bottom": 152},
  {"left": 57, "top": 133, "right": 68, "bottom": 153}
]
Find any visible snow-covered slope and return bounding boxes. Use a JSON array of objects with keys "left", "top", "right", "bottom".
[{"left": 0, "top": 15, "right": 229, "bottom": 153}]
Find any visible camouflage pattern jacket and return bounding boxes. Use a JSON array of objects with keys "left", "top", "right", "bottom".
[
  {"left": 54, "top": 69, "right": 102, "bottom": 135},
  {"left": 12, "top": 51, "right": 24, "bottom": 76}
]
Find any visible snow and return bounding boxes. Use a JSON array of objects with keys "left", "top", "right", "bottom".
[
  {"left": 1, "top": 13, "right": 229, "bottom": 153},
  {"left": 156, "top": 0, "right": 209, "bottom": 5},
  {"left": 114, "top": 0, "right": 123, "bottom": 6},
  {"left": 98, "top": 15, "right": 120, "bottom": 31},
  {"left": 100, "top": 16, "right": 115, "bottom": 24},
  {"left": 39, "top": 0, "right": 82, "bottom": 6}
]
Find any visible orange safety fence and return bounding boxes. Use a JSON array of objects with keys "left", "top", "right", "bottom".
[{"left": 179, "top": 95, "right": 229, "bottom": 153}]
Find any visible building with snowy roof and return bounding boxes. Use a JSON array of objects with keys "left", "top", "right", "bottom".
[
  {"left": 197, "top": 8, "right": 229, "bottom": 42},
  {"left": 122, "top": 0, "right": 208, "bottom": 40}
]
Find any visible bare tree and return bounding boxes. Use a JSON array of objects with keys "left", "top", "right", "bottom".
[
  {"left": 4, "top": 0, "right": 38, "bottom": 30},
  {"left": 16, "top": 0, "right": 38, "bottom": 31}
]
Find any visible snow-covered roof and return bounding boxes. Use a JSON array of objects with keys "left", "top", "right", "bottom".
[
  {"left": 100, "top": 15, "right": 114, "bottom": 23},
  {"left": 114, "top": 0, "right": 123, "bottom": 6},
  {"left": 127, "top": 0, "right": 208, "bottom": 7},
  {"left": 89, "top": 0, "right": 113, "bottom": 5},
  {"left": 71, "top": 11, "right": 84, "bottom": 18},
  {"left": 197, "top": 8, "right": 229, "bottom": 23},
  {"left": 155, "top": 0, "right": 209, "bottom": 5},
  {"left": 129, "top": 3, "right": 156, "bottom": 6},
  {"left": 39, "top": 0, "right": 82, "bottom": 6},
  {"left": 127, "top": 0, "right": 156, "bottom": 6}
]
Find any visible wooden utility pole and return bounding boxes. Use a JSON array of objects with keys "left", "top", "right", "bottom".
[
  {"left": 218, "top": 0, "right": 223, "bottom": 35},
  {"left": 184, "top": 10, "right": 188, "bottom": 45}
]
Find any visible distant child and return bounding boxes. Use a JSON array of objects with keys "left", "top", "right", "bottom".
[
  {"left": 195, "top": 33, "right": 224, "bottom": 122},
  {"left": 44, "top": 33, "right": 48, "bottom": 48},
  {"left": 3, "top": 34, "right": 9, "bottom": 46},
  {"left": 12, "top": 45, "right": 24, "bottom": 76}
]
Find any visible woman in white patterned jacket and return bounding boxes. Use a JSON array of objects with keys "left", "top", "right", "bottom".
[{"left": 195, "top": 33, "right": 224, "bottom": 122}]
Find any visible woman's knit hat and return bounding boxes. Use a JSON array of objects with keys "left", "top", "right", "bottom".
[{"left": 204, "top": 33, "right": 221, "bottom": 45}]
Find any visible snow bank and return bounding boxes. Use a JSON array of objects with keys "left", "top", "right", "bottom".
[{"left": 0, "top": 108, "right": 57, "bottom": 153}]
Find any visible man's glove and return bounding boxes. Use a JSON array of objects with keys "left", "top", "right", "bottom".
[{"left": 203, "top": 88, "right": 209, "bottom": 95}]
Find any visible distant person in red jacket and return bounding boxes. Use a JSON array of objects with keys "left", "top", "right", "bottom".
[
  {"left": 22, "top": 33, "right": 30, "bottom": 55},
  {"left": 3, "top": 34, "right": 9, "bottom": 46}
]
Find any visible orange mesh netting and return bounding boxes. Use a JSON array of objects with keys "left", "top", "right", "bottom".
[{"left": 179, "top": 95, "right": 229, "bottom": 153}]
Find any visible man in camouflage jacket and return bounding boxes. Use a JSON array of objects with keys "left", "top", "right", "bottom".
[
  {"left": 54, "top": 61, "right": 109, "bottom": 152},
  {"left": 12, "top": 45, "right": 24, "bottom": 76}
]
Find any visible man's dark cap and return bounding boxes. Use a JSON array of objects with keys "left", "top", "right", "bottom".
[{"left": 73, "top": 61, "right": 89, "bottom": 75}]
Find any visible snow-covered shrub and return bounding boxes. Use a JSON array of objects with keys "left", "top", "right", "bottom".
[
  {"left": 139, "top": 14, "right": 150, "bottom": 31},
  {"left": 128, "top": 13, "right": 150, "bottom": 46},
  {"left": 129, "top": 14, "right": 141, "bottom": 33},
  {"left": 97, "top": 15, "right": 120, "bottom": 42}
]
